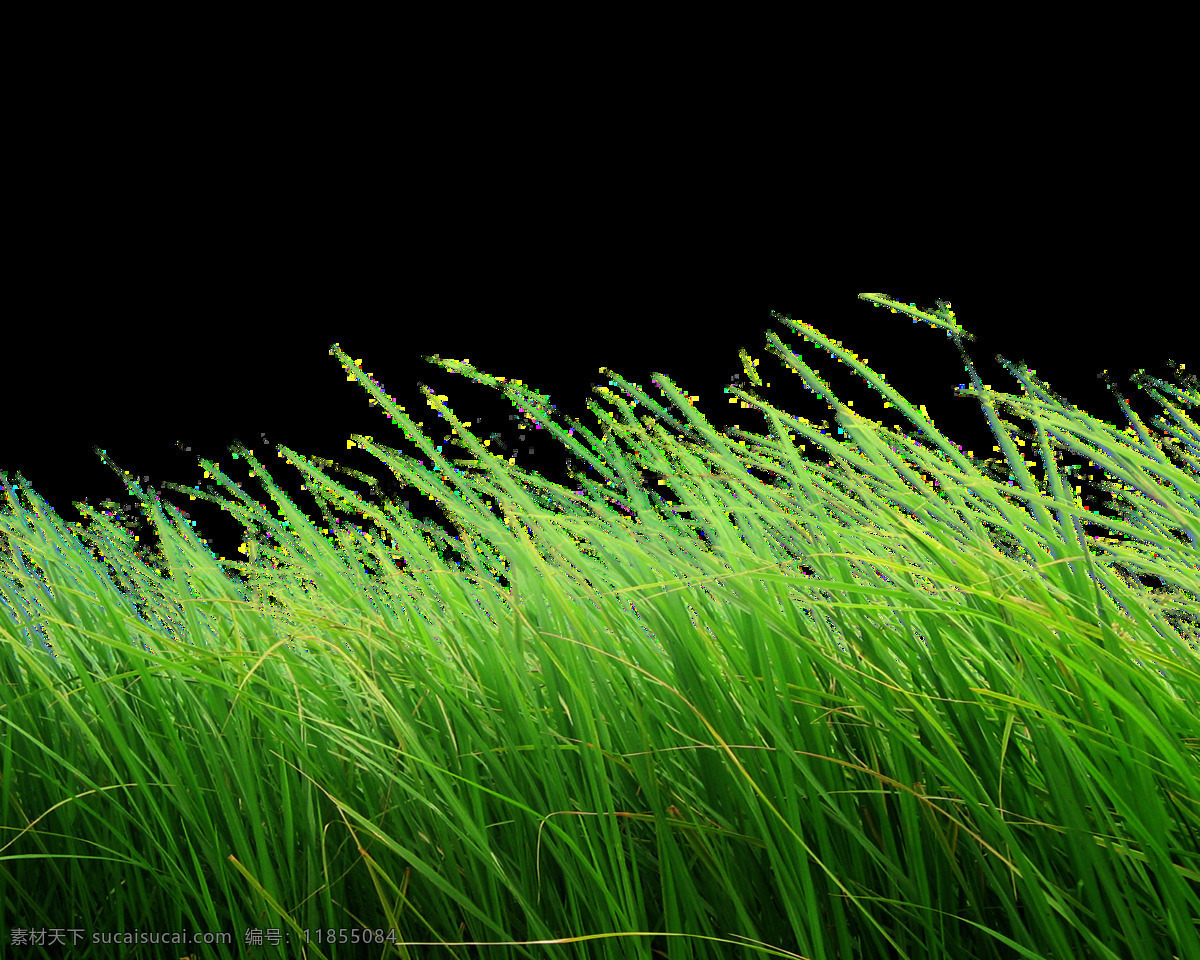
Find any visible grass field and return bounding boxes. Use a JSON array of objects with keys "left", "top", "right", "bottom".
[{"left": 1, "top": 294, "right": 1198, "bottom": 959}]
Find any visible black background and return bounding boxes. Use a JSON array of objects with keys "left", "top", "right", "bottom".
[{"left": 4, "top": 79, "right": 1193, "bottom": 605}]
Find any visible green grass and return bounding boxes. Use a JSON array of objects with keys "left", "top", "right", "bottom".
[{"left": 1, "top": 293, "right": 1197, "bottom": 959}]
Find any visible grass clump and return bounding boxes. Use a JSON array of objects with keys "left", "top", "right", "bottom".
[{"left": 1, "top": 293, "right": 1198, "bottom": 960}]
